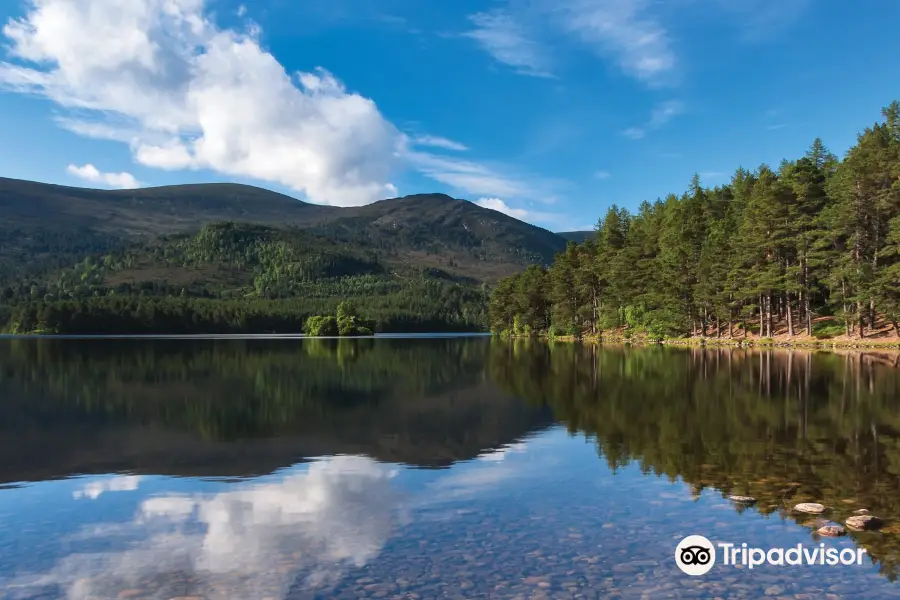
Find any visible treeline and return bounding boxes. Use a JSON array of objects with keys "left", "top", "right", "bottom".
[
  {"left": 2, "top": 295, "right": 484, "bottom": 335},
  {"left": 490, "top": 101, "right": 900, "bottom": 339},
  {"left": 0, "top": 222, "right": 490, "bottom": 334}
]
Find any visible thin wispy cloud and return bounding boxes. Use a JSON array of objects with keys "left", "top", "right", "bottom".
[
  {"left": 548, "top": 0, "right": 676, "bottom": 85},
  {"left": 622, "top": 100, "right": 684, "bottom": 139},
  {"left": 463, "top": 11, "right": 553, "bottom": 78},
  {"left": 463, "top": 1, "right": 676, "bottom": 86},
  {"left": 594, "top": 170, "right": 611, "bottom": 179},
  {"left": 710, "top": 0, "right": 812, "bottom": 41},
  {"left": 66, "top": 164, "right": 141, "bottom": 189},
  {"left": 412, "top": 135, "right": 469, "bottom": 152},
  {"left": 406, "top": 150, "right": 563, "bottom": 204}
]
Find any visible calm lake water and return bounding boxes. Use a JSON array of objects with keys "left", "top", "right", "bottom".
[{"left": 1, "top": 337, "right": 900, "bottom": 599}]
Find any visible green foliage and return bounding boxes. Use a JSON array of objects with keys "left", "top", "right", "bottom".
[
  {"left": 1, "top": 222, "right": 492, "bottom": 334},
  {"left": 304, "top": 299, "right": 377, "bottom": 337},
  {"left": 812, "top": 319, "right": 845, "bottom": 339},
  {"left": 304, "top": 315, "right": 338, "bottom": 336},
  {"left": 336, "top": 300, "right": 358, "bottom": 321},
  {"left": 491, "top": 102, "right": 900, "bottom": 341}
]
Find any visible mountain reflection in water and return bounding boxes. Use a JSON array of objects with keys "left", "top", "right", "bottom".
[{"left": 0, "top": 337, "right": 899, "bottom": 599}]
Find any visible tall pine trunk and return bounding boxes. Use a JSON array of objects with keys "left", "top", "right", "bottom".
[
  {"left": 804, "top": 289, "right": 812, "bottom": 336},
  {"left": 802, "top": 254, "right": 812, "bottom": 336},
  {"left": 858, "top": 299, "right": 865, "bottom": 338},
  {"left": 842, "top": 279, "right": 851, "bottom": 336},
  {"left": 786, "top": 293, "right": 794, "bottom": 336},
  {"left": 869, "top": 299, "right": 876, "bottom": 333},
  {"left": 759, "top": 295, "right": 765, "bottom": 339}
]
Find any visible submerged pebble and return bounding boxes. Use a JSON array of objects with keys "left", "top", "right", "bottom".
[
  {"left": 845, "top": 515, "right": 884, "bottom": 531},
  {"left": 728, "top": 495, "right": 757, "bottom": 505},
  {"left": 816, "top": 524, "right": 846, "bottom": 537}
]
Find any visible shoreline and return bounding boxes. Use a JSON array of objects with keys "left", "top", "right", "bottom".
[
  {"left": 0, "top": 332, "right": 493, "bottom": 340},
  {"left": 498, "top": 333, "right": 900, "bottom": 351}
]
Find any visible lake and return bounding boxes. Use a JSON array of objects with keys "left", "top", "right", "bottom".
[{"left": 1, "top": 337, "right": 900, "bottom": 599}]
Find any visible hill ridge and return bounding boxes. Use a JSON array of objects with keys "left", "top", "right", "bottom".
[{"left": 0, "top": 176, "right": 567, "bottom": 288}]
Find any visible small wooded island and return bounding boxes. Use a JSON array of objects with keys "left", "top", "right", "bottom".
[{"left": 304, "top": 301, "right": 376, "bottom": 336}]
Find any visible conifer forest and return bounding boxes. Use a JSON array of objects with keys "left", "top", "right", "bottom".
[{"left": 489, "top": 102, "right": 900, "bottom": 341}]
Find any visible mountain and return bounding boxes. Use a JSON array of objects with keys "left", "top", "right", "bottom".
[
  {"left": 0, "top": 177, "right": 569, "bottom": 333},
  {"left": 0, "top": 176, "right": 335, "bottom": 235},
  {"left": 556, "top": 230, "right": 595, "bottom": 243},
  {"left": 0, "top": 177, "right": 567, "bottom": 282}
]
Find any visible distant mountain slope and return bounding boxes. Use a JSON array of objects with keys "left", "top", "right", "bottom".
[
  {"left": 0, "top": 177, "right": 336, "bottom": 236},
  {"left": 556, "top": 230, "right": 595, "bottom": 243},
  {"left": 317, "top": 193, "right": 568, "bottom": 276},
  {"left": 0, "top": 178, "right": 567, "bottom": 283}
]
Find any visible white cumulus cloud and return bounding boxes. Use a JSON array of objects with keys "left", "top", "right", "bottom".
[
  {"left": 474, "top": 196, "right": 563, "bottom": 227},
  {"left": 1, "top": 0, "right": 402, "bottom": 206},
  {"left": 476, "top": 197, "right": 530, "bottom": 220},
  {"left": 66, "top": 164, "right": 141, "bottom": 189}
]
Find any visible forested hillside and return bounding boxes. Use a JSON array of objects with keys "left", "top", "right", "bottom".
[
  {"left": 0, "top": 180, "right": 566, "bottom": 284},
  {"left": 0, "top": 182, "right": 570, "bottom": 334},
  {"left": 490, "top": 101, "right": 900, "bottom": 341},
  {"left": 0, "top": 222, "right": 490, "bottom": 333}
]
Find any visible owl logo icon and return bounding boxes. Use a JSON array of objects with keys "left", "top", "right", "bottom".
[{"left": 675, "top": 535, "right": 716, "bottom": 575}]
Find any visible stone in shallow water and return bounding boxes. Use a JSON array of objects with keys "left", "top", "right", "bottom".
[
  {"left": 728, "top": 495, "right": 757, "bottom": 504},
  {"left": 845, "top": 515, "right": 884, "bottom": 531},
  {"left": 817, "top": 524, "right": 846, "bottom": 537},
  {"left": 794, "top": 503, "right": 826, "bottom": 514},
  {"left": 853, "top": 508, "right": 869, "bottom": 515}
]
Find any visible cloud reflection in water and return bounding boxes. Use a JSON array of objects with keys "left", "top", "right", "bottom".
[{"left": 6, "top": 456, "right": 404, "bottom": 599}]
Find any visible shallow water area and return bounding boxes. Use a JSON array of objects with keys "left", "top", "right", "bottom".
[{"left": 1, "top": 337, "right": 899, "bottom": 599}]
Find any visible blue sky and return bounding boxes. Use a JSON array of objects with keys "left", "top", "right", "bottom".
[{"left": 1, "top": 0, "right": 899, "bottom": 231}]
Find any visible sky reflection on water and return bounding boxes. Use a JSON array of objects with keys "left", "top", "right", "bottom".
[{"left": 1, "top": 338, "right": 900, "bottom": 598}]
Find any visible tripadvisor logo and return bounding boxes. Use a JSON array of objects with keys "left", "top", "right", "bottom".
[
  {"left": 676, "top": 535, "right": 716, "bottom": 575},
  {"left": 674, "top": 535, "right": 868, "bottom": 576}
]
